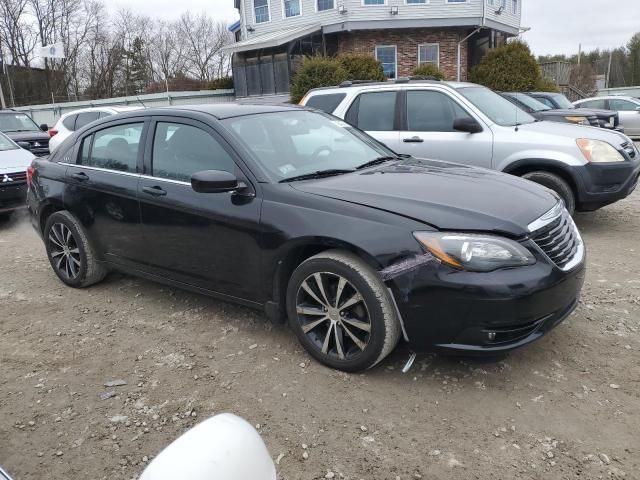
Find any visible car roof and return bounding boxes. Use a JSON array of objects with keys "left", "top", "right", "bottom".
[
  {"left": 60, "top": 105, "right": 143, "bottom": 117},
  {"left": 307, "top": 79, "right": 478, "bottom": 95},
  {"left": 108, "top": 103, "right": 303, "bottom": 120}
]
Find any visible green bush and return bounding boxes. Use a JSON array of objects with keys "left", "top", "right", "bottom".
[
  {"left": 338, "top": 54, "right": 386, "bottom": 82},
  {"left": 469, "top": 41, "right": 545, "bottom": 91},
  {"left": 535, "top": 78, "right": 560, "bottom": 92},
  {"left": 208, "top": 76, "right": 234, "bottom": 90},
  {"left": 290, "top": 56, "right": 349, "bottom": 103},
  {"left": 412, "top": 63, "right": 446, "bottom": 81}
]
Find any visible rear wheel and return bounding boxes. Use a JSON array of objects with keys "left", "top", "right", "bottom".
[
  {"left": 522, "top": 171, "right": 576, "bottom": 215},
  {"left": 286, "top": 250, "right": 401, "bottom": 372},
  {"left": 44, "top": 211, "right": 107, "bottom": 288}
]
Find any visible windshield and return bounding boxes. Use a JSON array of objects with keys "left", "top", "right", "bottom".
[
  {"left": 224, "top": 110, "right": 395, "bottom": 182},
  {"left": 458, "top": 86, "right": 536, "bottom": 126},
  {"left": 0, "top": 113, "right": 41, "bottom": 133},
  {"left": 0, "top": 132, "right": 18, "bottom": 151},
  {"left": 549, "top": 94, "right": 574, "bottom": 109},
  {"left": 511, "top": 93, "right": 552, "bottom": 111}
]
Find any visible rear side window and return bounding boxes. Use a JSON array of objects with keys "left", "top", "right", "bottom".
[
  {"left": 406, "top": 90, "right": 473, "bottom": 132},
  {"left": 347, "top": 91, "right": 397, "bottom": 131},
  {"left": 80, "top": 123, "right": 143, "bottom": 173},
  {"left": 609, "top": 99, "right": 638, "bottom": 111},
  {"left": 579, "top": 99, "right": 607, "bottom": 109},
  {"left": 151, "top": 122, "right": 236, "bottom": 182},
  {"left": 75, "top": 112, "right": 101, "bottom": 130},
  {"left": 305, "top": 93, "right": 346, "bottom": 114},
  {"left": 62, "top": 115, "right": 77, "bottom": 130}
]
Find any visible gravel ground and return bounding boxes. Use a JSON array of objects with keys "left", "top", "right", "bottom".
[{"left": 1, "top": 190, "right": 639, "bottom": 480}]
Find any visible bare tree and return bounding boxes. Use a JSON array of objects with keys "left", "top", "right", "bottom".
[{"left": 0, "top": 0, "right": 37, "bottom": 66}]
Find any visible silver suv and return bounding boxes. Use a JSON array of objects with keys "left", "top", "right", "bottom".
[{"left": 300, "top": 80, "right": 640, "bottom": 214}]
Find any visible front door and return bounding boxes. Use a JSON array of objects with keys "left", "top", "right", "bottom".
[
  {"left": 63, "top": 120, "right": 147, "bottom": 269},
  {"left": 399, "top": 89, "right": 494, "bottom": 168},
  {"left": 137, "top": 117, "right": 262, "bottom": 302}
]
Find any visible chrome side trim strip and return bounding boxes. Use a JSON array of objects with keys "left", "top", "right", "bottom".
[{"left": 60, "top": 162, "right": 141, "bottom": 179}]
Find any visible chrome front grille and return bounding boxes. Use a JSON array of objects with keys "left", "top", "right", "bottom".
[{"left": 528, "top": 203, "right": 584, "bottom": 271}]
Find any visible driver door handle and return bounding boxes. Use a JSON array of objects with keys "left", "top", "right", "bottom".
[
  {"left": 142, "top": 186, "right": 167, "bottom": 197},
  {"left": 71, "top": 172, "right": 89, "bottom": 181},
  {"left": 403, "top": 136, "right": 424, "bottom": 143}
]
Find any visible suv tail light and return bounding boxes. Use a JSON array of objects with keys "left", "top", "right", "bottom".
[
  {"left": 48, "top": 128, "right": 58, "bottom": 137},
  {"left": 26, "top": 165, "right": 35, "bottom": 185}
]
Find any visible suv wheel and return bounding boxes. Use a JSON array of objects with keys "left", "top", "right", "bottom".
[
  {"left": 286, "top": 250, "right": 401, "bottom": 372},
  {"left": 44, "top": 211, "right": 107, "bottom": 288},
  {"left": 522, "top": 171, "right": 576, "bottom": 215}
]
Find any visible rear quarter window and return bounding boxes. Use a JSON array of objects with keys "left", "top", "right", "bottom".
[
  {"left": 62, "top": 115, "right": 77, "bottom": 130},
  {"left": 305, "top": 93, "right": 346, "bottom": 114}
]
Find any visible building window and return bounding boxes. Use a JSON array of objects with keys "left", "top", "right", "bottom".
[
  {"left": 254, "top": 0, "right": 270, "bottom": 23},
  {"left": 317, "top": 0, "right": 335, "bottom": 11},
  {"left": 284, "top": 0, "right": 301, "bottom": 17},
  {"left": 511, "top": 0, "right": 518, "bottom": 13},
  {"left": 375, "top": 46, "right": 397, "bottom": 79},
  {"left": 363, "top": 0, "right": 386, "bottom": 5},
  {"left": 447, "top": 0, "right": 467, "bottom": 3},
  {"left": 406, "top": 0, "right": 428, "bottom": 4},
  {"left": 418, "top": 44, "right": 439, "bottom": 67}
]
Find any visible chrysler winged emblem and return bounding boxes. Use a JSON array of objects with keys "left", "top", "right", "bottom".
[{"left": 2, "top": 174, "right": 13, "bottom": 183}]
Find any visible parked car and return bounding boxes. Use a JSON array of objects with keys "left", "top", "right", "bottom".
[
  {"left": 500, "top": 92, "right": 598, "bottom": 127},
  {"left": 527, "top": 92, "right": 622, "bottom": 132},
  {"left": 0, "top": 132, "right": 35, "bottom": 216},
  {"left": 48, "top": 106, "right": 143, "bottom": 152},
  {"left": 300, "top": 80, "right": 640, "bottom": 214},
  {"left": 28, "top": 105, "right": 586, "bottom": 371},
  {"left": 574, "top": 96, "right": 640, "bottom": 139},
  {"left": 0, "top": 110, "right": 50, "bottom": 157}
]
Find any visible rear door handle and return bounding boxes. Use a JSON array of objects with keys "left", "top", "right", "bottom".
[
  {"left": 142, "top": 186, "right": 167, "bottom": 197},
  {"left": 403, "top": 136, "right": 424, "bottom": 143},
  {"left": 71, "top": 172, "right": 89, "bottom": 181}
]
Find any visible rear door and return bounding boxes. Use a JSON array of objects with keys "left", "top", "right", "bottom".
[
  {"left": 344, "top": 90, "right": 401, "bottom": 151},
  {"left": 136, "top": 116, "right": 263, "bottom": 302},
  {"left": 608, "top": 98, "right": 640, "bottom": 137},
  {"left": 398, "top": 89, "right": 494, "bottom": 168},
  {"left": 62, "top": 118, "right": 149, "bottom": 269}
]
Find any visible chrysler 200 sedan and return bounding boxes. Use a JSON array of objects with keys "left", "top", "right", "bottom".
[{"left": 27, "top": 105, "right": 586, "bottom": 372}]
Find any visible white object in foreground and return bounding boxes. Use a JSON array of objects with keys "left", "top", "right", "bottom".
[{"left": 140, "top": 413, "right": 276, "bottom": 480}]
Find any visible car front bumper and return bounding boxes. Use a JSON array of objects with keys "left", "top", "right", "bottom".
[
  {"left": 571, "top": 157, "right": 640, "bottom": 211},
  {"left": 386, "top": 247, "right": 586, "bottom": 355},
  {"left": 0, "top": 182, "right": 27, "bottom": 213}
]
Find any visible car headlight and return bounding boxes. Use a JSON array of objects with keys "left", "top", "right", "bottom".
[
  {"left": 576, "top": 139, "right": 625, "bottom": 163},
  {"left": 413, "top": 232, "right": 536, "bottom": 272},
  {"left": 565, "top": 116, "right": 590, "bottom": 126}
]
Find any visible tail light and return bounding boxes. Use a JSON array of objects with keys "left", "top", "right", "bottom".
[
  {"left": 48, "top": 128, "right": 58, "bottom": 137},
  {"left": 26, "top": 165, "right": 35, "bottom": 185}
]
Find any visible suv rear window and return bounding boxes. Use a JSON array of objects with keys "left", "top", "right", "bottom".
[
  {"left": 75, "top": 112, "right": 101, "bottom": 130},
  {"left": 346, "top": 91, "right": 397, "bottom": 131},
  {"left": 305, "top": 93, "right": 346, "bottom": 114},
  {"left": 62, "top": 115, "right": 77, "bottom": 130}
]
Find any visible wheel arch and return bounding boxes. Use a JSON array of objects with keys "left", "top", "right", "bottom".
[
  {"left": 38, "top": 201, "right": 65, "bottom": 234},
  {"left": 502, "top": 159, "right": 580, "bottom": 201}
]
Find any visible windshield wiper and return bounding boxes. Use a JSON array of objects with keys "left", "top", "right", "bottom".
[
  {"left": 356, "top": 156, "right": 399, "bottom": 170},
  {"left": 4, "top": 129, "right": 38, "bottom": 133},
  {"left": 279, "top": 169, "right": 355, "bottom": 183}
]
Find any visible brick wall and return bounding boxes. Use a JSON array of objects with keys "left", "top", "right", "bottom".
[{"left": 335, "top": 28, "right": 469, "bottom": 81}]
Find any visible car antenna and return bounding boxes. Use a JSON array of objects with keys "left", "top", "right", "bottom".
[
  {"left": 515, "top": 95, "right": 520, "bottom": 132},
  {"left": 136, "top": 96, "right": 147, "bottom": 108}
]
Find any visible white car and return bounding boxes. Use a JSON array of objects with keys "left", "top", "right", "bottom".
[
  {"left": 0, "top": 132, "right": 35, "bottom": 216},
  {"left": 48, "top": 106, "right": 143, "bottom": 152},
  {"left": 574, "top": 95, "right": 640, "bottom": 139}
]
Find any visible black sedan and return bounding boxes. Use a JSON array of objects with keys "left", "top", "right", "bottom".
[
  {"left": 501, "top": 92, "right": 602, "bottom": 127},
  {"left": 27, "top": 105, "right": 586, "bottom": 371}
]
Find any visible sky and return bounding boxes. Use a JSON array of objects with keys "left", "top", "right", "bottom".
[{"left": 111, "top": 0, "right": 640, "bottom": 56}]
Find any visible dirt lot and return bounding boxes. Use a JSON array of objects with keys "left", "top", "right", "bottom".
[{"left": 1, "top": 190, "right": 639, "bottom": 480}]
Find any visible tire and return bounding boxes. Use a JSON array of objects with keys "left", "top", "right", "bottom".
[
  {"left": 44, "top": 211, "right": 107, "bottom": 288},
  {"left": 522, "top": 171, "right": 576, "bottom": 215},
  {"left": 286, "top": 250, "right": 401, "bottom": 372}
]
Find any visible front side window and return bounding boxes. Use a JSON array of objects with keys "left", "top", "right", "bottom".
[
  {"left": 579, "top": 99, "right": 607, "bottom": 109},
  {"left": 458, "top": 86, "right": 535, "bottom": 126},
  {"left": 254, "top": 0, "right": 270, "bottom": 23},
  {"left": 81, "top": 123, "right": 143, "bottom": 173},
  {"left": 351, "top": 91, "right": 397, "bottom": 131},
  {"left": 407, "top": 90, "right": 474, "bottom": 132},
  {"left": 609, "top": 99, "right": 640, "bottom": 111},
  {"left": 284, "top": 0, "right": 301, "bottom": 17},
  {"left": 418, "top": 44, "right": 439, "bottom": 66},
  {"left": 152, "top": 122, "right": 236, "bottom": 182},
  {"left": 225, "top": 111, "right": 393, "bottom": 182},
  {"left": 0, "top": 113, "right": 41, "bottom": 133},
  {"left": 375, "top": 45, "right": 397, "bottom": 79},
  {"left": 317, "top": 0, "right": 335, "bottom": 11}
]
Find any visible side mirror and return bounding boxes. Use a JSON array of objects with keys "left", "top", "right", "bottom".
[
  {"left": 191, "top": 170, "right": 239, "bottom": 193},
  {"left": 453, "top": 117, "right": 483, "bottom": 134},
  {"left": 39, "top": 124, "right": 48, "bottom": 132},
  {"left": 140, "top": 414, "right": 276, "bottom": 480}
]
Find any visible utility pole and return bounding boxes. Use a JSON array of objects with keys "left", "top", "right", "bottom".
[
  {"left": 577, "top": 43, "right": 582, "bottom": 65},
  {"left": 606, "top": 51, "right": 613, "bottom": 88}
]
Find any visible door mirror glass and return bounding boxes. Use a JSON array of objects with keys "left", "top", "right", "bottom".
[
  {"left": 191, "top": 170, "right": 239, "bottom": 193},
  {"left": 453, "top": 117, "right": 483, "bottom": 134},
  {"left": 40, "top": 123, "right": 48, "bottom": 132}
]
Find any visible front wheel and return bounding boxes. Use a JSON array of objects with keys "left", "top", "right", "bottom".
[
  {"left": 521, "top": 171, "right": 576, "bottom": 215},
  {"left": 286, "top": 250, "right": 401, "bottom": 372}
]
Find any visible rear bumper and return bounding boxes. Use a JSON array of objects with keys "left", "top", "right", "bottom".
[
  {"left": 0, "top": 183, "right": 27, "bottom": 213},
  {"left": 571, "top": 158, "right": 640, "bottom": 211}
]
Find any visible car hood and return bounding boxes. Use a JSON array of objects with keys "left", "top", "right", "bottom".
[
  {"left": 517, "top": 120, "right": 630, "bottom": 146},
  {"left": 291, "top": 159, "right": 557, "bottom": 237},
  {"left": 538, "top": 109, "right": 593, "bottom": 116},
  {"left": 0, "top": 147, "right": 35, "bottom": 173},
  {"left": 572, "top": 108, "right": 617, "bottom": 118}
]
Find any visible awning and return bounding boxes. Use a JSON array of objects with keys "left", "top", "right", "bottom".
[{"left": 223, "top": 24, "right": 321, "bottom": 54}]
